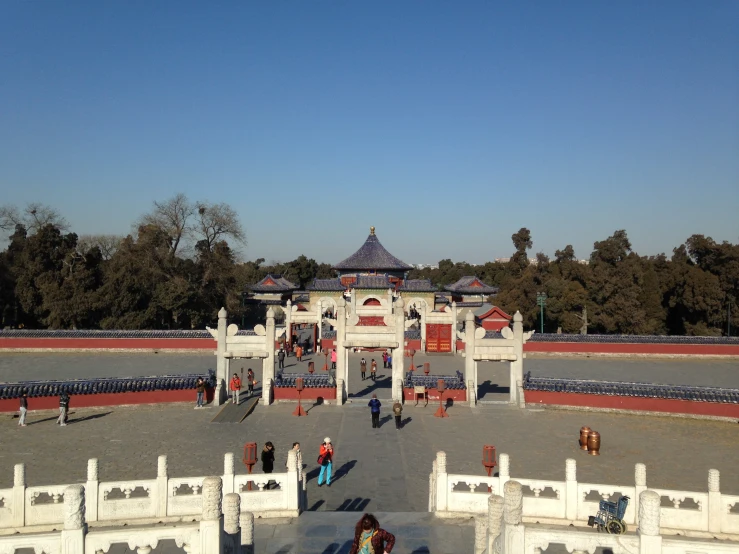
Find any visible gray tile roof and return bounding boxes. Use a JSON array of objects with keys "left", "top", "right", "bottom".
[
  {"left": 351, "top": 275, "right": 392, "bottom": 289},
  {"left": 307, "top": 279, "right": 346, "bottom": 291},
  {"left": 398, "top": 279, "right": 437, "bottom": 292},
  {"left": 333, "top": 229, "right": 413, "bottom": 271},
  {"left": 249, "top": 274, "right": 298, "bottom": 293},
  {"left": 444, "top": 276, "right": 499, "bottom": 295},
  {"left": 455, "top": 301, "right": 484, "bottom": 307}
]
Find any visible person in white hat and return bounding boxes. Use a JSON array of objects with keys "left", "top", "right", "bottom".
[{"left": 317, "top": 437, "right": 334, "bottom": 487}]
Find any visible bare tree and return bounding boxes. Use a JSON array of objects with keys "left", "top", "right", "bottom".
[
  {"left": 0, "top": 203, "right": 69, "bottom": 233},
  {"left": 194, "top": 201, "right": 246, "bottom": 252},
  {"left": 77, "top": 234, "right": 123, "bottom": 260},
  {"left": 136, "top": 193, "right": 195, "bottom": 257}
]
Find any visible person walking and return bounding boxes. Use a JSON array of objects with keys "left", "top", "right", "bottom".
[
  {"left": 348, "top": 513, "right": 396, "bottom": 554},
  {"left": 18, "top": 392, "right": 28, "bottom": 427},
  {"left": 57, "top": 391, "right": 69, "bottom": 426},
  {"left": 330, "top": 348, "right": 337, "bottom": 369},
  {"left": 278, "top": 348, "right": 285, "bottom": 370},
  {"left": 368, "top": 394, "right": 382, "bottom": 428},
  {"left": 360, "top": 357, "right": 367, "bottom": 380},
  {"left": 392, "top": 401, "right": 403, "bottom": 430},
  {"left": 370, "top": 359, "right": 377, "bottom": 381},
  {"left": 296, "top": 344, "right": 303, "bottom": 362},
  {"left": 247, "top": 368, "right": 255, "bottom": 396},
  {"left": 261, "top": 441, "right": 275, "bottom": 489},
  {"left": 288, "top": 442, "right": 303, "bottom": 476},
  {"left": 317, "top": 437, "right": 334, "bottom": 487},
  {"left": 382, "top": 351, "right": 388, "bottom": 369},
  {"left": 195, "top": 377, "right": 206, "bottom": 408},
  {"left": 229, "top": 373, "right": 242, "bottom": 405},
  {"left": 387, "top": 353, "right": 392, "bottom": 369}
]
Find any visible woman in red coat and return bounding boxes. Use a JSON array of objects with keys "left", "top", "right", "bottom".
[{"left": 349, "top": 513, "right": 395, "bottom": 554}]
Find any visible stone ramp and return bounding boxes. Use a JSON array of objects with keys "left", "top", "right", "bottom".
[
  {"left": 210, "top": 395, "right": 260, "bottom": 423},
  {"left": 254, "top": 511, "right": 474, "bottom": 554}
]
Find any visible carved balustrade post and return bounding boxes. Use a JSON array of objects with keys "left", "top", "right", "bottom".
[
  {"left": 223, "top": 452, "right": 235, "bottom": 495},
  {"left": 634, "top": 463, "right": 647, "bottom": 521},
  {"left": 487, "top": 494, "right": 504, "bottom": 554},
  {"left": 428, "top": 459, "right": 437, "bottom": 512},
  {"left": 565, "top": 458, "right": 577, "bottom": 521},
  {"left": 286, "top": 449, "right": 300, "bottom": 513},
  {"left": 498, "top": 453, "right": 510, "bottom": 493},
  {"left": 223, "top": 492, "right": 241, "bottom": 550},
  {"left": 86, "top": 458, "right": 99, "bottom": 523},
  {"left": 638, "top": 489, "right": 662, "bottom": 554},
  {"left": 435, "top": 452, "right": 448, "bottom": 512},
  {"left": 61, "top": 484, "right": 85, "bottom": 554},
  {"left": 240, "top": 511, "right": 255, "bottom": 554},
  {"left": 502, "top": 480, "right": 525, "bottom": 553},
  {"left": 12, "top": 463, "right": 25, "bottom": 527},
  {"left": 474, "top": 513, "right": 488, "bottom": 554},
  {"left": 156, "top": 455, "right": 168, "bottom": 518},
  {"left": 200, "top": 477, "right": 223, "bottom": 554},
  {"left": 708, "top": 469, "right": 721, "bottom": 534}
]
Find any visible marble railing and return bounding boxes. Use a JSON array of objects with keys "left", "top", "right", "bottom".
[
  {"left": 0, "top": 478, "right": 256, "bottom": 554},
  {"left": 431, "top": 451, "right": 739, "bottom": 536},
  {"left": 473, "top": 482, "right": 739, "bottom": 554},
  {"left": 0, "top": 451, "right": 302, "bottom": 531}
]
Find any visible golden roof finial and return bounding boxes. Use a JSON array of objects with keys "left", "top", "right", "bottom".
[{"left": 370, "top": 226, "right": 375, "bottom": 235}]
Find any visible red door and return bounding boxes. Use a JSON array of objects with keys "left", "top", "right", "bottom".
[{"left": 426, "top": 324, "right": 452, "bottom": 353}]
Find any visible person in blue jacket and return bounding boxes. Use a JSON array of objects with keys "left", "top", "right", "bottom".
[{"left": 368, "top": 393, "right": 382, "bottom": 428}]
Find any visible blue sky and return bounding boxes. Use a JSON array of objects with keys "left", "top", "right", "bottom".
[{"left": 1, "top": 1, "right": 737, "bottom": 265}]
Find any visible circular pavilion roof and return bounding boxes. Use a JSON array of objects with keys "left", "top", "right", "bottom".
[{"left": 332, "top": 227, "right": 413, "bottom": 272}]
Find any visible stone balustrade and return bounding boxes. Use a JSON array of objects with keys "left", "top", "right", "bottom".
[
  {"left": 0, "top": 477, "right": 256, "bottom": 554},
  {"left": 475, "top": 482, "right": 739, "bottom": 554},
  {"left": 0, "top": 451, "right": 302, "bottom": 532},
  {"left": 431, "top": 451, "right": 739, "bottom": 537}
]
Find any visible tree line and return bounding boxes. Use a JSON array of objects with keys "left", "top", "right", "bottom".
[{"left": 0, "top": 198, "right": 736, "bottom": 335}]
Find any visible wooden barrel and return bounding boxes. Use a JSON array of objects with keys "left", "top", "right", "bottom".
[{"left": 587, "top": 431, "right": 601, "bottom": 455}]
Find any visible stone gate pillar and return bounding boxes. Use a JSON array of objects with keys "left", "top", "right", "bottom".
[
  {"left": 451, "top": 301, "right": 458, "bottom": 354},
  {"left": 215, "top": 307, "right": 228, "bottom": 406},
  {"left": 510, "top": 311, "right": 523, "bottom": 405},
  {"left": 464, "top": 311, "right": 475, "bottom": 404},
  {"left": 61, "top": 484, "right": 85, "bottom": 554},
  {"left": 393, "top": 297, "right": 405, "bottom": 402},
  {"left": 285, "top": 300, "right": 293, "bottom": 350},
  {"left": 336, "top": 298, "right": 347, "bottom": 404},
  {"left": 262, "top": 307, "right": 276, "bottom": 406}
]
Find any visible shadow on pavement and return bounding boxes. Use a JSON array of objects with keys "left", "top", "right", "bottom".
[
  {"left": 70, "top": 411, "right": 113, "bottom": 424},
  {"left": 477, "top": 380, "right": 510, "bottom": 400},
  {"left": 400, "top": 416, "right": 413, "bottom": 428},
  {"left": 350, "top": 376, "right": 392, "bottom": 398},
  {"left": 331, "top": 460, "right": 357, "bottom": 483},
  {"left": 377, "top": 415, "right": 392, "bottom": 428},
  {"left": 336, "top": 498, "right": 370, "bottom": 511},
  {"left": 307, "top": 499, "right": 324, "bottom": 511}
]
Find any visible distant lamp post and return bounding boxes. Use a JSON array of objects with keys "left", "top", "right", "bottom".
[
  {"left": 434, "top": 379, "right": 449, "bottom": 418},
  {"left": 424, "top": 362, "right": 430, "bottom": 376},
  {"left": 242, "top": 442, "right": 257, "bottom": 490},
  {"left": 293, "top": 377, "right": 307, "bottom": 417},
  {"left": 536, "top": 292, "right": 547, "bottom": 334},
  {"left": 321, "top": 348, "right": 330, "bottom": 371},
  {"left": 482, "top": 445, "right": 497, "bottom": 491},
  {"left": 407, "top": 348, "right": 416, "bottom": 371}
]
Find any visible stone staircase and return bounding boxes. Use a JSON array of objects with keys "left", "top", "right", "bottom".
[{"left": 252, "top": 511, "right": 474, "bottom": 554}]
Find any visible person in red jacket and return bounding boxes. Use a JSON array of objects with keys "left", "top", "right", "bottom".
[
  {"left": 229, "top": 373, "right": 242, "bottom": 405},
  {"left": 317, "top": 437, "right": 334, "bottom": 487},
  {"left": 349, "top": 513, "right": 395, "bottom": 554}
]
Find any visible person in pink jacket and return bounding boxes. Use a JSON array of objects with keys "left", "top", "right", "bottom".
[{"left": 331, "top": 348, "right": 337, "bottom": 369}]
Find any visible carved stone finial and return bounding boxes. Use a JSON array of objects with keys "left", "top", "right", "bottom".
[
  {"left": 370, "top": 226, "right": 375, "bottom": 235},
  {"left": 498, "top": 453, "right": 510, "bottom": 478},
  {"left": 14, "top": 464, "right": 25, "bottom": 487},
  {"left": 266, "top": 307, "right": 275, "bottom": 319},
  {"left": 639, "top": 489, "right": 661, "bottom": 536},
  {"left": 87, "top": 459, "right": 99, "bottom": 482},
  {"left": 635, "top": 463, "right": 647, "bottom": 487},
  {"left": 395, "top": 296, "right": 404, "bottom": 309},
  {"left": 223, "top": 493, "right": 241, "bottom": 535},
  {"left": 487, "top": 494, "right": 505, "bottom": 541},
  {"left": 224, "top": 453, "right": 235, "bottom": 475},
  {"left": 287, "top": 450, "right": 298, "bottom": 473},
  {"left": 513, "top": 311, "right": 523, "bottom": 323},
  {"left": 436, "top": 451, "right": 447, "bottom": 473},
  {"left": 709, "top": 469, "right": 720, "bottom": 493},
  {"left": 218, "top": 307, "right": 227, "bottom": 319},
  {"left": 503, "top": 481, "right": 523, "bottom": 525},
  {"left": 565, "top": 459, "right": 576, "bottom": 482},
  {"left": 201, "top": 477, "right": 223, "bottom": 521},
  {"left": 240, "top": 512, "right": 255, "bottom": 546},
  {"left": 64, "top": 484, "right": 85, "bottom": 530},
  {"left": 157, "top": 455, "right": 168, "bottom": 478}
]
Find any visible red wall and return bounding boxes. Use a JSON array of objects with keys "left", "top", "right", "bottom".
[
  {"left": 522, "top": 342, "right": 739, "bottom": 356},
  {"left": 524, "top": 390, "right": 739, "bottom": 418},
  {"left": 273, "top": 387, "right": 335, "bottom": 401},
  {"left": 0, "top": 338, "right": 214, "bottom": 350},
  {"left": 0, "top": 388, "right": 214, "bottom": 413},
  {"left": 403, "top": 387, "right": 466, "bottom": 402}
]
